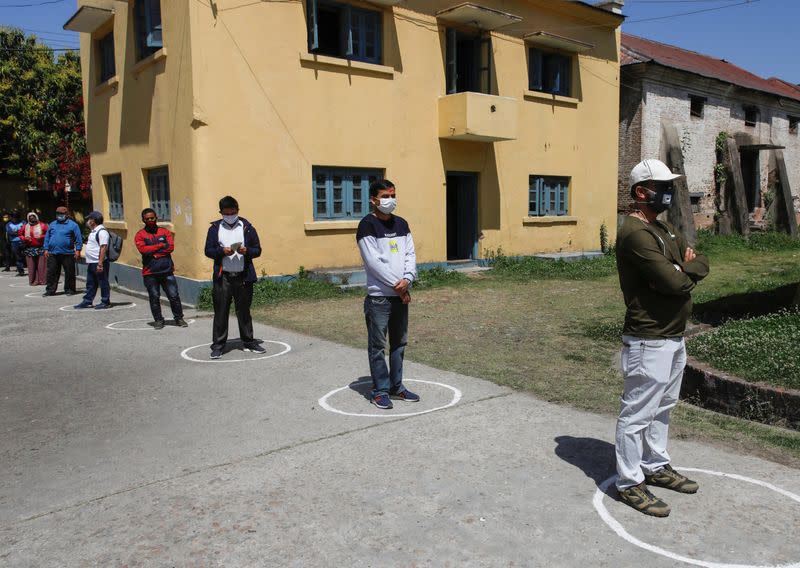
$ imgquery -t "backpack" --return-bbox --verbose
[97,228,123,262]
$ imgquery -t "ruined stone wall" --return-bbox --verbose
[635,78,800,228]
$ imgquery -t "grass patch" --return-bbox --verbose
[414,266,470,289]
[197,272,357,310]
[489,249,617,280]
[688,309,800,390]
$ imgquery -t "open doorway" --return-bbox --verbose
[739,149,760,212]
[446,173,478,261]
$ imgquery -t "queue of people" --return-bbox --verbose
[10,159,706,519]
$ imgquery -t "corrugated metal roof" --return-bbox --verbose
[621,33,800,103]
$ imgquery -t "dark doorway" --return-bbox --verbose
[446,173,478,261]
[739,149,760,211]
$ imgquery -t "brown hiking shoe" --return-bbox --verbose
[645,464,699,494]
[617,482,671,517]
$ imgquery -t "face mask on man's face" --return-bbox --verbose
[643,185,674,213]
[375,197,397,215]
[145,220,158,230]
[56,214,67,222]
[222,214,239,225]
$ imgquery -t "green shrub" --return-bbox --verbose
[687,309,800,390]
[695,229,800,256]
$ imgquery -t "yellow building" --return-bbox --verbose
[66,0,623,301]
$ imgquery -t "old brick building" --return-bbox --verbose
[619,33,800,231]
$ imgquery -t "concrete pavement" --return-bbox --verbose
[1,275,798,567]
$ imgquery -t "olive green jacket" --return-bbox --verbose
[616,216,710,338]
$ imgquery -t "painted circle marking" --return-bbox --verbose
[593,468,800,568]
[106,318,196,331]
[26,291,80,298]
[180,341,292,363]
[59,303,137,312]
[318,379,462,418]
[8,283,34,288]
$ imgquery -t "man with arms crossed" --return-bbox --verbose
[615,159,709,517]
[357,180,419,410]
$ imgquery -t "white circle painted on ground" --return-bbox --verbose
[180,341,292,363]
[318,379,463,418]
[8,283,34,288]
[59,303,137,312]
[26,291,82,298]
[593,468,800,568]
[106,318,197,331]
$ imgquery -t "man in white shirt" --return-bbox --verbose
[75,211,111,309]
[204,196,265,360]
[356,180,419,410]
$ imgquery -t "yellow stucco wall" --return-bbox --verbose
[80,0,621,280]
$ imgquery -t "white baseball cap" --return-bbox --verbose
[630,159,682,188]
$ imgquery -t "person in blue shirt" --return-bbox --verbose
[1,212,12,271]
[5,211,26,276]
[42,206,83,296]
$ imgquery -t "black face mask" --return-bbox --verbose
[644,184,674,213]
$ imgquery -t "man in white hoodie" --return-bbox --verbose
[356,180,419,410]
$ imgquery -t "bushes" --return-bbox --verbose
[695,229,800,256]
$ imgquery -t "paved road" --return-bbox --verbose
[1,275,798,567]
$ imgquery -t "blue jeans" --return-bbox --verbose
[83,261,110,305]
[364,295,408,397]
[11,242,25,273]
[143,274,184,321]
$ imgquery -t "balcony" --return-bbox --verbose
[438,92,518,142]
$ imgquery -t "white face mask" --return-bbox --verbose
[222,214,239,225]
[376,197,397,215]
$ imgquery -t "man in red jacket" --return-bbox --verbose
[134,208,188,330]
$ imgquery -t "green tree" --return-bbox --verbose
[0,28,89,195]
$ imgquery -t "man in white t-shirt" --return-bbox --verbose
[74,211,111,309]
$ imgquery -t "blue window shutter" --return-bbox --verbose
[528,177,537,216]
[529,48,543,91]
[145,0,163,48]
[559,181,569,215]
[558,56,571,96]
[308,0,319,51]
[446,28,457,95]
[344,4,354,58]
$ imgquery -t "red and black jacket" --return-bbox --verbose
[135,226,175,276]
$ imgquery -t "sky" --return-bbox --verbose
[0,0,796,83]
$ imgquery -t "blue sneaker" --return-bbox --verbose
[94,303,112,310]
[371,394,393,410]
[390,389,420,402]
[73,301,93,309]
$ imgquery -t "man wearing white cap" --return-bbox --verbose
[614,159,710,517]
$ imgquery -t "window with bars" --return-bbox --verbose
[529,176,570,217]
[97,31,116,83]
[313,167,382,220]
[147,167,171,221]
[105,174,124,220]
[135,0,163,61]
[307,0,381,64]
[528,48,572,97]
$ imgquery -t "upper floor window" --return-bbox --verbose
[307,0,382,65]
[744,105,759,127]
[313,167,382,220]
[529,48,571,97]
[135,0,163,61]
[445,29,492,95]
[529,175,569,217]
[105,174,124,221]
[147,166,171,221]
[689,95,705,119]
[97,31,115,83]
[789,115,799,135]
